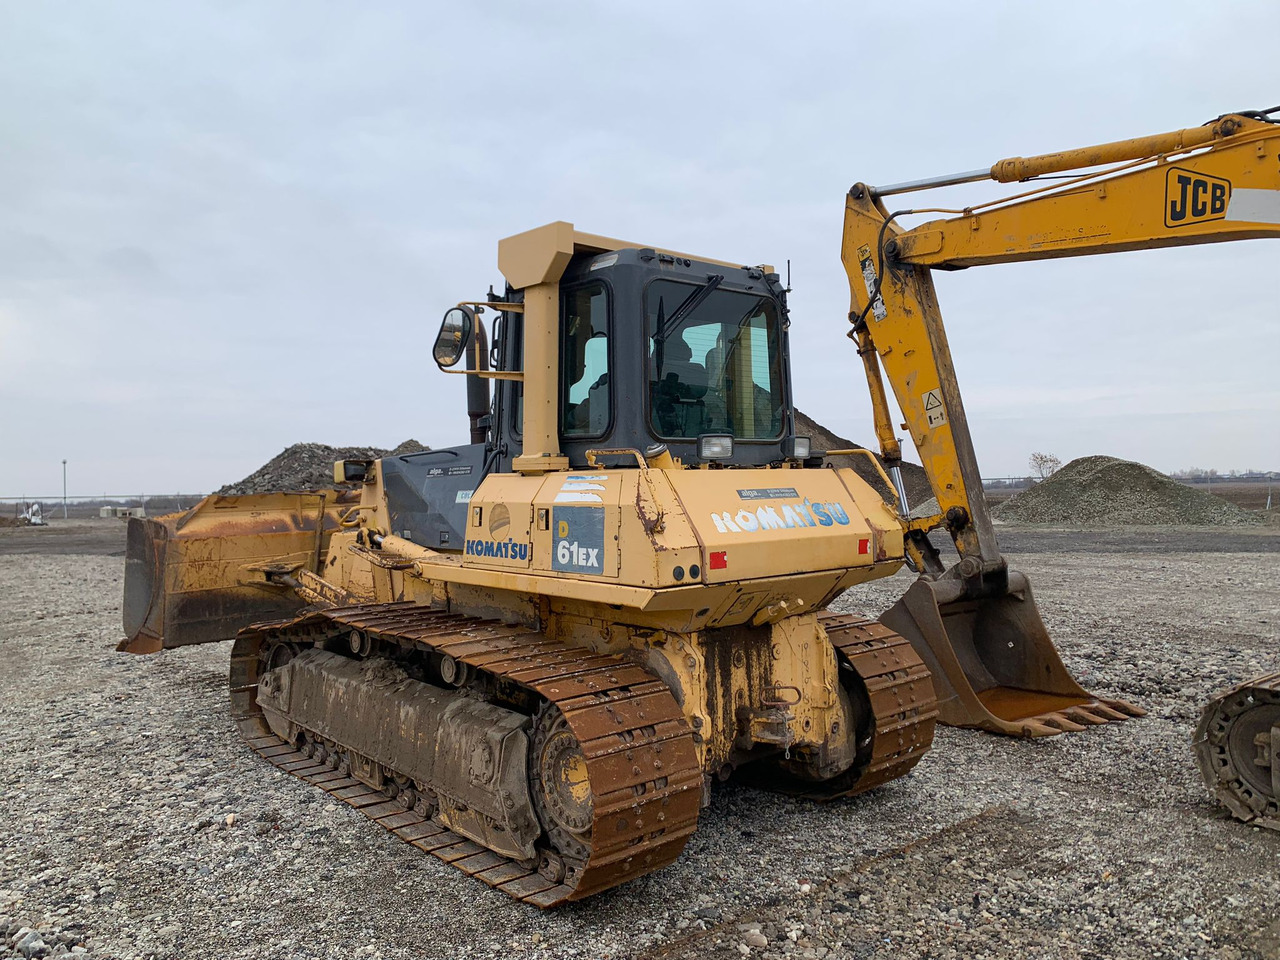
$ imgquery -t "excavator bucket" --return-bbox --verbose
[120,490,354,654]
[880,570,1144,737]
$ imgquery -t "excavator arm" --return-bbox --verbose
[845,109,1280,735]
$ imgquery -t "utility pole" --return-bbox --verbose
[62,459,68,519]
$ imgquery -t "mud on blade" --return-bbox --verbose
[120,491,353,654]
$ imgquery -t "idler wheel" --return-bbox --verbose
[263,640,299,674]
[530,706,592,859]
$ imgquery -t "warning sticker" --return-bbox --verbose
[857,243,887,322]
[922,389,947,429]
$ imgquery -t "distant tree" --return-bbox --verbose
[1029,452,1062,480]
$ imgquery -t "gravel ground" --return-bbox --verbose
[2,521,1278,960]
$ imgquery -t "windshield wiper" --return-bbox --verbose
[654,275,724,342]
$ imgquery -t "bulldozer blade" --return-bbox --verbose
[879,571,1144,737]
[120,490,355,654]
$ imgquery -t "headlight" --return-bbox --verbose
[698,435,734,460]
[786,436,811,460]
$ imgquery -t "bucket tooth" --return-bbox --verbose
[879,570,1142,737]
[1101,698,1146,718]
[1039,713,1088,733]
[1085,703,1130,722]
[1019,719,1064,738]
[1063,707,1109,726]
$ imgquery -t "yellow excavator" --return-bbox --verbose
[121,107,1280,904]
[838,106,1280,832]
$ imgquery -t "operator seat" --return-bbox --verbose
[650,335,708,437]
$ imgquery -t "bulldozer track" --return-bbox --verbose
[781,613,939,801]
[1194,672,1280,831]
[228,602,703,907]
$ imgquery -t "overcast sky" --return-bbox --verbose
[2,1,1277,498]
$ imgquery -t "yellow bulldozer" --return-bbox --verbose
[122,108,1280,904]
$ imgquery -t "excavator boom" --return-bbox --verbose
[845,108,1280,735]
[876,110,1280,267]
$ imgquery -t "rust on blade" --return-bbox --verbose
[119,490,357,653]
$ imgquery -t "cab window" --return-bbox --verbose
[561,282,611,438]
[646,279,784,440]
[507,312,523,438]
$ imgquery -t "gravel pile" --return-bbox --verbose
[794,410,930,506]
[215,441,428,496]
[2,524,1277,959]
[993,455,1261,526]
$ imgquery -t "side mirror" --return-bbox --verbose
[434,306,475,369]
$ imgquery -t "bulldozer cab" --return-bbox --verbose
[478,246,806,473]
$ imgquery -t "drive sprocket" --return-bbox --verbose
[1194,673,1280,830]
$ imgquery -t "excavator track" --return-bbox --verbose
[228,602,703,906]
[769,613,938,801]
[1194,672,1280,831]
